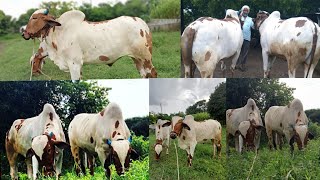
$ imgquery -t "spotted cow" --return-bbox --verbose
[170,115,222,166]
[181,9,243,78]
[265,99,314,152]
[23,9,156,80]
[255,11,320,78]
[154,119,171,160]
[5,104,68,180]
[68,103,138,178]
[226,98,263,153]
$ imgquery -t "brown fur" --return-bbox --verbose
[181,27,196,77]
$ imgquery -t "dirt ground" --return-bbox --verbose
[181,47,320,78]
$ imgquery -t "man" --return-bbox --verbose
[236,5,254,72]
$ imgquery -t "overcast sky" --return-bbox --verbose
[0,0,127,18]
[95,79,148,119]
[149,79,226,114]
[279,78,320,110]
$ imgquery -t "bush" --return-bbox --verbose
[131,135,149,158]
[308,122,320,139]
[192,112,211,121]
[150,0,180,19]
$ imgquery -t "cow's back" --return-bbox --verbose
[265,106,286,133]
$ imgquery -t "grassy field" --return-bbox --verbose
[227,135,320,179]
[0,31,180,80]
[149,128,227,180]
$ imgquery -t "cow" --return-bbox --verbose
[20,25,27,33]
[265,99,314,152]
[68,102,138,178]
[181,9,243,78]
[254,11,320,78]
[226,98,263,153]
[23,9,157,80]
[30,42,48,75]
[154,119,171,160]
[170,115,222,166]
[5,104,68,180]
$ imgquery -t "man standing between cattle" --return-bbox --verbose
[236,5,254,72]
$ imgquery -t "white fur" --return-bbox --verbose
[111,140,130,173]
[155,144,162,155]
[155,119,170,156]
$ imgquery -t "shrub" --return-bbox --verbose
[192,112,211,121]
[150,0,180,19]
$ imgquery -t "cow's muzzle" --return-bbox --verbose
[22,31,31,40]
[170,132,177,139]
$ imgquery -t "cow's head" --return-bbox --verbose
[154,120,171,159]
[154,139,163,160]
[237,114,264,151]
[290,124,314,150]
[22,9,61,40]
[170,120,191,139]
[106,136,139,176]
[254,10,269,30]
[26,134,69,177]
[30,53,47,75]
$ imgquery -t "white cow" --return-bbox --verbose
[226,98,263,153]
[5,104,68,180]
[181,9,243,78]
[68,103,138,177]
[23,9,157,80]
[154,119,171,160]
[170,115,222,166]
[265,99,314,152]
[255,11,320,78]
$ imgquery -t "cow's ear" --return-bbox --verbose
[182,123,191,130]
[162,121,171,127]
[308,132,315,140]
[45,16,61,27]
[289,135,296,145]
[104,152,113,168]
[54,141,70,149]
[26,148,35,158]
[130,148,140,160]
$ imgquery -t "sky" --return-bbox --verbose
[0,0,127,19]
[149,78,226,114]
[279,78,320,110]
[95,79,148,119]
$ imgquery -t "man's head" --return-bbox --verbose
[241,5,250,17]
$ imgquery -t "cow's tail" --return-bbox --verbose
[181,25,197,78]
[306,21,318,78]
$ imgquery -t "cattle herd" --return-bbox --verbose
[154,98,314,166]
[5,103,138,179]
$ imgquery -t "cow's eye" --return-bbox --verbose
[33,17,37,20]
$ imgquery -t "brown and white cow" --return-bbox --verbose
[265,99,314,152]
[181,9,243,78]
[68,102,138,178]
[23,9,157,80]
[226,98,263,153]
[154,119,171,160]
[170,115,222,166]
[5,103,68,180]
[255,11,320,78]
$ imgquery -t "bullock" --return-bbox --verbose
[68,102,138,177]
[5,104,68,179]
[170,115,222,166]
[23,9,157,80]
[181,9,243,78]
[154,119,171,160]
[265,99,314,152]
[254,11,320,78]
[226,98,263,153]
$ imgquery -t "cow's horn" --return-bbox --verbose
[44,9,49,15]
[128,136,132,143]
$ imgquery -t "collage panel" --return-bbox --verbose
[0,80,149,179]
[226,78,320,179]
[0,0,180,81]
[149,78,226,180]
[181,0,320,78]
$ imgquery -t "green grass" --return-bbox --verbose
[149,128,227,180]
[227,137,320,179]
[0,31,180,80]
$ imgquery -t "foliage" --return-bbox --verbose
[191,112,211,121]
[0,10,13,34]
[126,116,149,138]
[226,79,294,116]
[305,109,320,124]
[207,82,226,124]
[131,135,149,159]
[150,0,180,19]
[40,1,77,17]
[186,99,207,115]
[308,122,320,139]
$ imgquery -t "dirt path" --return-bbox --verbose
[181,47,320,78]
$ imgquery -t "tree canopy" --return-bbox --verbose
[207,82,226,124]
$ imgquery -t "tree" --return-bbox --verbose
[186,99,207,115]
[226,79,294,116]
[207,82,226,124]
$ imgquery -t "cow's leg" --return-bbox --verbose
[226,133,231,155]
[230,51,241,77]
[131,58,147,78]
[266,126,273,150]
[262,50,270,78]
[235,134,240,153]
[87,154,94,176]
[32,156,39,180]
[55,148,64,178]
[304,63,315,78]
[238,135,243,153]
[279,133,284,150]
[70,145,82,175]
[189,143,196,166]
[254,129,261,151]
[96,149,109,178]
[165,138,169,154]
[220,61,226,77]
[68,61,82,80]
[6,143,18,179]
[212,139,216,158]
[26,157,33,179]
[287,60,296,78]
